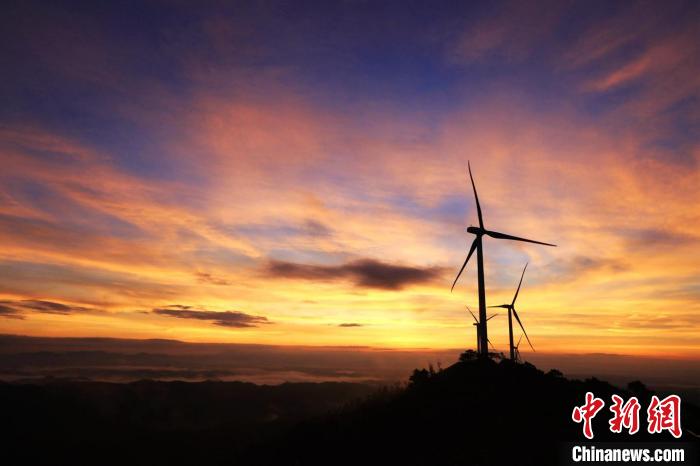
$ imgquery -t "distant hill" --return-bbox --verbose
[2,357,697,465]
[2,379,375,465]
[3,335,698,404]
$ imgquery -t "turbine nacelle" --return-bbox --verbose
[466,226,483,235]
[489,304,512,310]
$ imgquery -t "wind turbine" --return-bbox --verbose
[513,335,523,363]
[489,263,535,361]
[451,161,555,358]
[467,306,497,354]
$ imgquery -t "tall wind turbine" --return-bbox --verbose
[451,162,556,358]
[489,263,535,360]
[467,306,497,354]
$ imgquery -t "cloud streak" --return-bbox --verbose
[152,305,271,328]
[0,300,96,319]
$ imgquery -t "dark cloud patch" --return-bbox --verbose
[338,323,363,327]
[17,299,92,314]
[153,305,271,328]
[195,271,231,286]
[348,260,445,290]
[266,259,445,290]
[0,299,94,319]
[0,304,24,319]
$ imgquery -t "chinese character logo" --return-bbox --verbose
[609,394,641,434]
[572,392,682,439]
[647,395,682,438]
[572,392,605,439]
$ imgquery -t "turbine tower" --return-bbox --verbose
[489,263,535,360]
[451,162,556,358]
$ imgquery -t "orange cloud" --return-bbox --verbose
[1,30,698,358]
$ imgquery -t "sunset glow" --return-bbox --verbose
[1,1,699,359]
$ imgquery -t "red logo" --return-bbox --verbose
[647,395,682,438]
[572,392,682,439]
[609,395,640,434]
[572,392,605,439]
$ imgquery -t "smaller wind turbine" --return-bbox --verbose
[513,335,523,363]
[488,263,534,361]
[467,306,497,353]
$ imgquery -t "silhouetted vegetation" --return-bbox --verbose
[241,358,699,465]
[2,360,697,465]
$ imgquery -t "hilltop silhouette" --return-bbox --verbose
[241,356,699,466]
[3,355,697,465]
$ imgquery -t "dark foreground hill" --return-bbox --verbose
[240,357,699,465]
[3,358,698,465]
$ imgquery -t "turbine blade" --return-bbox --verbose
[485,230,556,247]
[486,313,498,321]
[516,334,523,348]
[488,305,509,308]
[451,239,477,292]
[488,338,495,350]
[511,263,528,306]
[468,161,484,229]
[512,308,535,352]
[467,306,479,324]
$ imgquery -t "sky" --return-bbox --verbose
[0,0,699,359]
